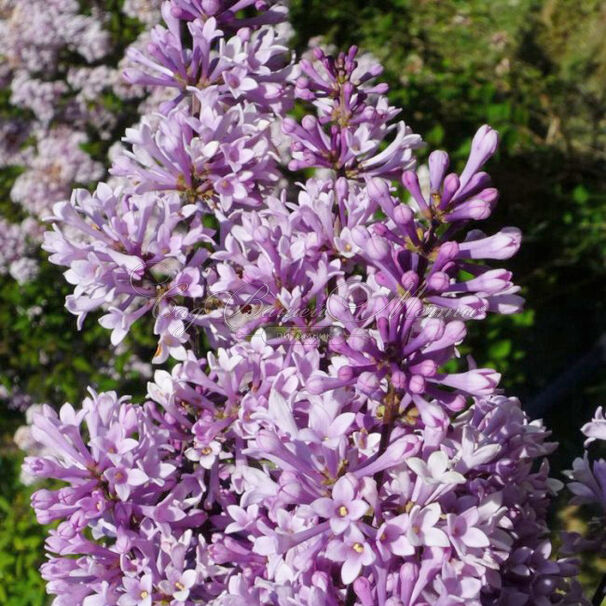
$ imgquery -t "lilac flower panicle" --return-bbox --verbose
[562,405,606,562]
[25,0,590,604]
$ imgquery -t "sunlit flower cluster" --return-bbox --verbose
[23,1,593,604]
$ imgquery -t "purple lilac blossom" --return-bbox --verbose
[29,0,589,604]
[0,0,161,233]
[124,2,293,113]
[0,217,28,274]
[284,45,422,179]
[562,405,606,559]
[123,0,163,25]
[27,375,584,603]
[45,0,295,354]
[11,128,104,219]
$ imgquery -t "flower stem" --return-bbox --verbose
[593,574,606,606]
[373,382,398,489]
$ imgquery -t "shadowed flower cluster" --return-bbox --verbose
[0,0,165,281]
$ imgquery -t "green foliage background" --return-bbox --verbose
[1,0,605,601]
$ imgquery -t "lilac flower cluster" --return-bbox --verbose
[29,1,590,604]
[1,0,117,135]
[11,128,104,218]
[0,217,27,275]
[123,0,164,25]
[562,408,606,557]
[0,0,109,76]
[124,1,292,113]
[285,46,421,178]
[44,0,294,357]
[0,0,162,281]
[0,217,40,283]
